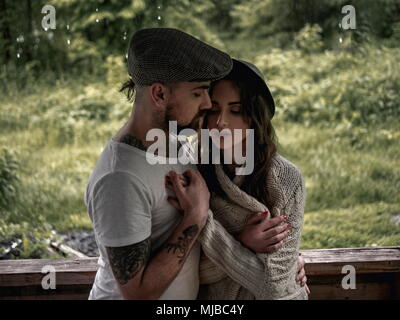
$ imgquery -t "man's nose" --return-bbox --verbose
[199,92,212,110]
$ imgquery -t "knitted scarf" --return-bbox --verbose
[198,157,308,300]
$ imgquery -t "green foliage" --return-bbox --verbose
[1,68,399,255]
[1,0,399,257]
[294,24,324,53]
[255,44,400,126]
[0,0,228,88]
[0,218,63,259]
[277,120,400,212]
[0,148,20,211]
[275,120,400,249]
[301,203,400,249]
[230,0,400,46]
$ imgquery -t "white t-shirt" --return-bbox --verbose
[84,139,200,300]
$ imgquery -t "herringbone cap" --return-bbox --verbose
[127,28,233,85]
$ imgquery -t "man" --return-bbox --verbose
[84,28,307,300]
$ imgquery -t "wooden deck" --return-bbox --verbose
[0,246,399,300]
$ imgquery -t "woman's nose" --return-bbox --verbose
[217,113,228,129]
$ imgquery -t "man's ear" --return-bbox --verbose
[149,82,171,108]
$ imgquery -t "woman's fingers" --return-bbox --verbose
[259,215,288,232]
[305,284,311,295]
[264,228,290,246]
[265,240,284,253]
[246,211,269,225]
[263,223,289,241]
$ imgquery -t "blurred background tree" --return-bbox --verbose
[1,0,399,83]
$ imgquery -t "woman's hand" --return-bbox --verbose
[165,170,210,225]
[238,212,310,294]
[236,211,291,254]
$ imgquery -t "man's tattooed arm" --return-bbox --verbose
[163,224,199,263]
[105,224,201,299]
[106,237,151,285]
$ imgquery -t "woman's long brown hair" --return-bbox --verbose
[197,73,278,209]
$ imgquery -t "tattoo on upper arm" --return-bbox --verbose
[164,225,199,264]
[106,238,151,285]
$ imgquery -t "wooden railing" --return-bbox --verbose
[0,246,399,300]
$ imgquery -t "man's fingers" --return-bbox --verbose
[166,174,189,187]
[169,171,185,195]
[301,275,307,287]
[183,169,204,186]
[296,266,306,282]
[183,169,197,181]
[297,254,305,272]
[179,175,189,187]
[165,181,174,191]
[305,284,311,295]
[167,197,182,211]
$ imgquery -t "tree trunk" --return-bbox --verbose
[25,0,32,61]
[0,0,12,62]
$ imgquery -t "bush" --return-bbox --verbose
[0,148,20,211]
[294,24,324,53]
[0,219,63,260]
[255,44,400,127]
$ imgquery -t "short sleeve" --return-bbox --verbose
[91,171,152,247]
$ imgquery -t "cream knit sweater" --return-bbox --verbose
[197,154,308,300]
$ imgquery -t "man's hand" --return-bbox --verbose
[297,253,311,294]
[165,170,210,226]
[236,211,290,253]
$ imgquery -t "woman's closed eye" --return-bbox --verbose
[207,109,241,115]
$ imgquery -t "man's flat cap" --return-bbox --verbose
[127,28,233,85]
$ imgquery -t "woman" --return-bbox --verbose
[166,59,309,300]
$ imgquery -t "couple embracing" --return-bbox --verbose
[85,28,310,300]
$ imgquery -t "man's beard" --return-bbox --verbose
[157,102,205,132]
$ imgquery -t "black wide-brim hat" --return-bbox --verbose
[230,59,275,119]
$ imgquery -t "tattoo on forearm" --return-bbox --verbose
[119,134,147,152]
[164,225,199,264]
[106,238,151,285]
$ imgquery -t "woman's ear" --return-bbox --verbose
[149,82,171,108]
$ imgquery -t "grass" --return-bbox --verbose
[0,45,399,258]
[274,119,400,249]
